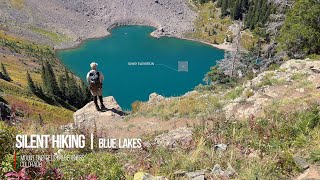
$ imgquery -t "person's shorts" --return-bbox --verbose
[90,88,102,96]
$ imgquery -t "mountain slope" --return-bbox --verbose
[0,30,75,124]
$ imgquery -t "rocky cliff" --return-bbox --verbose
[1,0,196,49]
[73,96,124,132]
[224,59,320,119]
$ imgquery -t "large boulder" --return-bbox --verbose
[154,127,193,148]
[185,170,207,180]
[73,96,124,132]
[224,59,320,120]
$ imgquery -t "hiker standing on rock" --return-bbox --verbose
[87,62,106,110]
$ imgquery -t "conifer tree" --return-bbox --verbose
[68,75,79,103]
[44,61,59,96]
[36,84,43,96]
[252,0,262,28]
[259,0,268,23]
[1,63,8,77]
[41,64,48,93]
[231,0,242,20]
[64,69,71,98]
[245,6,253,28]
[240,0,248,13]
[58,75,66,98]
[27,71,36,93]
[221,0,228,17]
[80,80,91,104]
[1,63,11,81]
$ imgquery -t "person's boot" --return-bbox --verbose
[93,96,100,111]
[99,96,106,109]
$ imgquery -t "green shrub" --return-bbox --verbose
[131,101,142,113]
[291,72,308,81]
[258,73,285,87]
[244,89,254,98]
[309,150,320,163]
[53,152,124,179]
[268,63,280,71]
[1,153,23,178]
[0,122,18,163]
[0,122,19,178]
[225,87,244,100]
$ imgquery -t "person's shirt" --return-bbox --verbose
[86,70,104,84]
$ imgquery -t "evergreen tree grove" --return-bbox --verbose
[39,61,90,108]
[216,0,273,29]
[278,0,320,57]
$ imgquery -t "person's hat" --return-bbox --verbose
[90,62,98,68]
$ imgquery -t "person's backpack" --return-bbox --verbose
[89,71,101,90]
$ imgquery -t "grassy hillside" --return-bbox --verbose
[125,59,320,179]
[0,31,74,125]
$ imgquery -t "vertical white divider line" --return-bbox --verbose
[90,133,93,149]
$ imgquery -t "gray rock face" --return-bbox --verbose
[1,0,197,49]
[294,156,309,170]
[224,60,320,119]
[73,96,124,132]
[211,164,237,178]
[211,164,224,175]
[154,127,193,148]
[185,170,208,180]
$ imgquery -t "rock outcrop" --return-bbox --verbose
[154,127,193,148]
[224,59,320,119]
[148,92,166,105]
[73,96,124,132]
[70,95,201,137]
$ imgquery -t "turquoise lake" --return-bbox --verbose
[57,26,224,110]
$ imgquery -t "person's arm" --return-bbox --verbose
[86,72,90,84]
[100,72,104,82]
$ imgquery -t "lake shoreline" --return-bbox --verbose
[55,23,235,53]
[58,26,225,109]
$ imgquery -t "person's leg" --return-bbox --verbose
[99,96,106,109]
[93,96,99,110]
